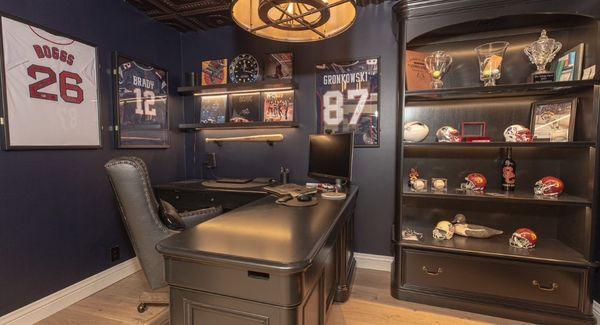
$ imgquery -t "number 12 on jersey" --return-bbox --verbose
[322,88,369,126]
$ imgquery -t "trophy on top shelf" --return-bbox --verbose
[475,41,509,86]
[424,51,452,89]
[524,30,562,83]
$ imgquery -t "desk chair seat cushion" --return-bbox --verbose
[159,200,222,230]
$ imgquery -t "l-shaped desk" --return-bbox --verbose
[155,181,358,325]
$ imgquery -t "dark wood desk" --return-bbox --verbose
[155,181,357,325]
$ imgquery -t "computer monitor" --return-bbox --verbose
[308,133,354,183]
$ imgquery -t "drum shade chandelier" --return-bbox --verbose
[230,0,357,42]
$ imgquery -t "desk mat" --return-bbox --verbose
[201,180,269,189]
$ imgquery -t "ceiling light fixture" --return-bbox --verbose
[230,0,357,42]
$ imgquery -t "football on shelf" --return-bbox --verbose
[404,121,429,142]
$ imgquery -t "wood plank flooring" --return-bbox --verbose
[38,268,526,325]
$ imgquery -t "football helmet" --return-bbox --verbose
[404,121,429,142]
[534,176,564,196]
[432,221,454,240]
[462,173,487,191]
[503,124,533,143]
[436,126,461,142]
[509,228,537,249]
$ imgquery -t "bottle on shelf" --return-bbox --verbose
[501,147,516,191]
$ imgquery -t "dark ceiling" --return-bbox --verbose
[125,0,386,32]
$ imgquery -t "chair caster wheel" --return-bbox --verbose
[137,303,147,313]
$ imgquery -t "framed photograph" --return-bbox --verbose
[263,90,294,122]
[115,53,169,148]
[0,15,101,149]
[264,52,293,80]
[553,43,584,82]
[316,57,380,147]
[200,95,227,124]
[201,59,227,86]
[229,93,260,123]
[530,98,577,142]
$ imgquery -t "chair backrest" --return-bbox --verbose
[105,156,172,289]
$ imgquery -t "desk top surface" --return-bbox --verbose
[156,186,358,273]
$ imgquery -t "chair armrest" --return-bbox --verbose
[180,206,222,229]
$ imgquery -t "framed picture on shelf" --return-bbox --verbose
[530,98,577,142]
[229,92,260,123]
[263,90,294,122]
[264,52,293,80]
[553,43,584,81]
[200,95,227,124]
[115,53,169,148]
[0,15,101,149]
[316,57,380,147]
[405,50,432,91]
[201,59,228,86]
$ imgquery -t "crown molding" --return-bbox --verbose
[393,0,547,19]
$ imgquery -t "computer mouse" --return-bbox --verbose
[297,194,312,202]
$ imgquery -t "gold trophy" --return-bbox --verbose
[524,30,562,83]
[424,51,452,89]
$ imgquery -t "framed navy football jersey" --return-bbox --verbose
[114,53,169,148]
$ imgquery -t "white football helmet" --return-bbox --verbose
[503,124,533,142]
[436,126,461,142]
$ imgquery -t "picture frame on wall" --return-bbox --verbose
[264,52,293,80]
[0,15,102,149]
[114,53,170,148]
[201,59,227,86]
[552,43,584,82]
[200,95,227,124]
[229,92,261,123]
[263,90,294,122]
[315,57,380,147]
[530,98,577,142]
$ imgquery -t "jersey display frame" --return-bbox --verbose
[315,57,380,147]
[114,52,169,148]
[0,14,102,149]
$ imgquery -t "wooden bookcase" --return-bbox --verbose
[393,2,600,324]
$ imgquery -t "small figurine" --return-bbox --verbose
[503,125,533,142]
[404,121,429,142]
[402,228,423,241]
[534,176,564,196]
[408,168,419,186]
[432,221,454,240]
[451,214,503,238]
[461,173,487,191]
[509,228,538,249]
[436,126,461,142]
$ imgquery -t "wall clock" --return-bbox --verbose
[229,54,260,83]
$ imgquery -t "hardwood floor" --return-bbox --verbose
[38,268,527,325]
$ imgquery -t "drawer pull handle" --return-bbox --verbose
[532,280,559,292]
[422,266,443,276]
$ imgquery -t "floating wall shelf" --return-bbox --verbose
[179,121,299,131]
[177,80,297,96]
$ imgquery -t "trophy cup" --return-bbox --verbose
[474,41,509,86]
[424,51,452,89]
[524,30,562,83]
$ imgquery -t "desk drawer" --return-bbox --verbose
[402,249,585,310]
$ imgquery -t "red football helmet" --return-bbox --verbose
[463,173,487,191]
[509,228,538,249]
[534,176,564,196]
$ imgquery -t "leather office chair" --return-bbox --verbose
[105,156,222,313]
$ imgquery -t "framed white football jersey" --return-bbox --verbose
[1,16,101,148]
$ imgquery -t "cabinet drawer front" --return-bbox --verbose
[402,249,585,309]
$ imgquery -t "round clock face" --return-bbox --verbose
[229,54,260,83]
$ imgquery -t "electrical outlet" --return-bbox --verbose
[110,246,120,262]
[206,153,217,169]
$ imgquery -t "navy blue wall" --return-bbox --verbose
[181,3,398,256]
[0,0,184,315]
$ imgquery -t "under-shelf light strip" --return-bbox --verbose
[193,86,294,96]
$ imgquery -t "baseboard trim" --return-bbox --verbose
[0,258,141,325]
[354,253,393,272]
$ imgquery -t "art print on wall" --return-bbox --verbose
[264,52,293,80]
[115,53,169,148]
[316,57,380,147]
[0,16,101,149]
[229,93,260,123]
[263,90,294,122]
[530,98,577,142]
[201,59,227,86]
[200,95,227,124]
